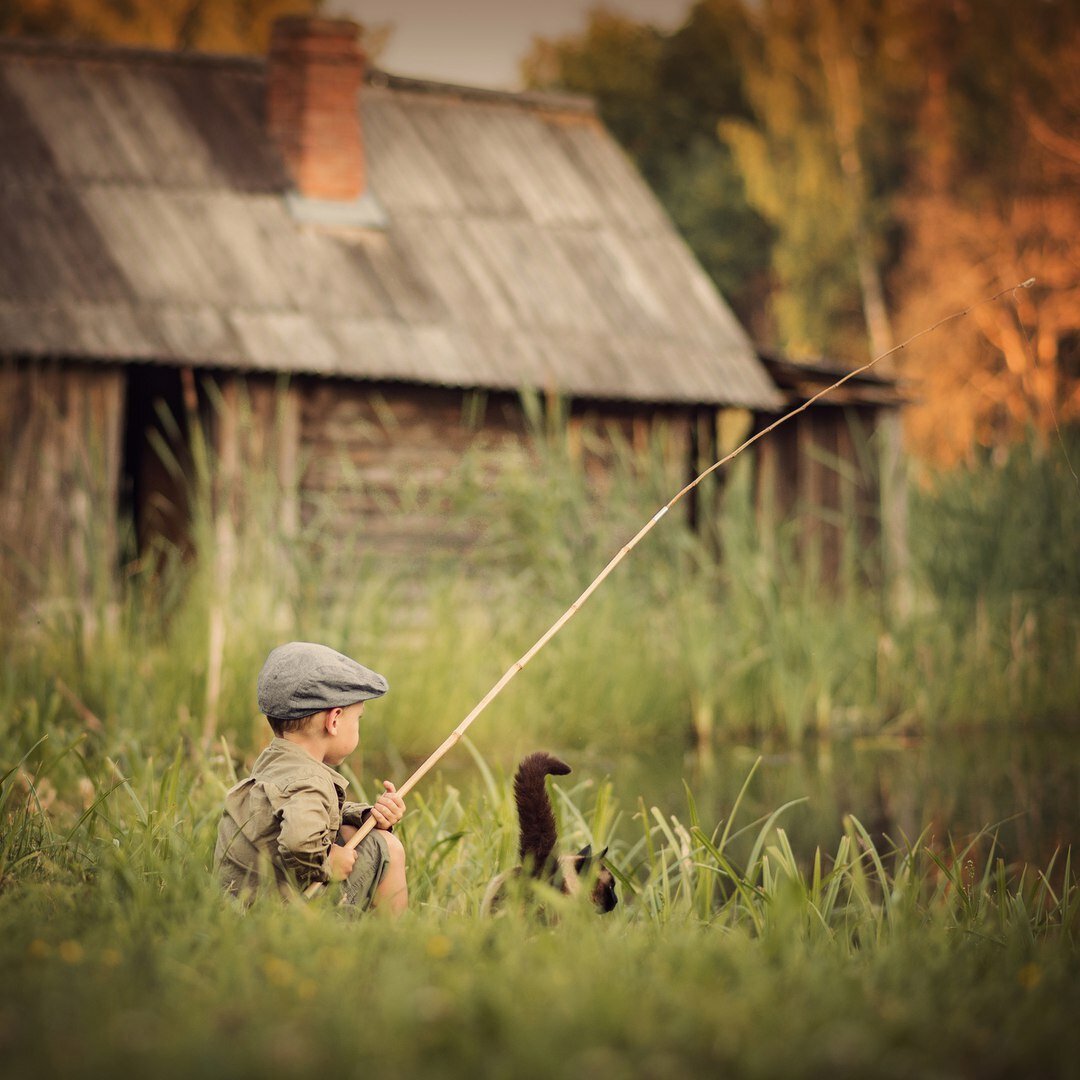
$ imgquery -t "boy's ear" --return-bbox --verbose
[324,707,342,734]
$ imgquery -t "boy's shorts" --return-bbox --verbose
[338,829,391,910]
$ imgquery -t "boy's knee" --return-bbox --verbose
[382,831,405,864]
[373,830,408,916]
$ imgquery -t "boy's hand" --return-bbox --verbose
[328,844,357,881]
[369,780,406,830]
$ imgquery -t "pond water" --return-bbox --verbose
[421,725,1079,873]
[601,727,1079,872]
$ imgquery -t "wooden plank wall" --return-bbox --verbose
[0,360,710,614]
[0,359,124,606]
[755,406,883,585]
[297,380,529,561]
[293,379,700,564]
[211,373,302,540]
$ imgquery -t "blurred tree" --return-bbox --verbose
[524,0,1079,463]
[655,137,774,340]
[521,8,665,160]
[656,0,774,334]
[891,0,1080,463]
[0,0,320,53]
[524,1,915,357]
[718,1,860,357]
[522,2,774,332]
[720,0,924,362]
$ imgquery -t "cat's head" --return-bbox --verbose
[571,844,618,913]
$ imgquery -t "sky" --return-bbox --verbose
[332,0,692,89]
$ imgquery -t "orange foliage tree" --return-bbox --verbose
[525,0,1080,464]
[893,21,1080,463]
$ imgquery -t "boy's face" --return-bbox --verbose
[325,700,365,765]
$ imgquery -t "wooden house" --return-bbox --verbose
[0,16,899,601]
[0,16,785,596]
[754,352,907,584]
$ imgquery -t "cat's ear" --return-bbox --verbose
[575,844,593,872]
[596,846,609,860]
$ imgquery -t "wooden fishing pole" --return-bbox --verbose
[306,278,1033,899]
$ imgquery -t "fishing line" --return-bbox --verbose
[306,277,1036,897]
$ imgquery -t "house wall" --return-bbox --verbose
[212,374,710,565]
[0,358,747,613]
[209,373,302,540]
[0,359,125,606]
[295,379,526,559]
[754,405,883,584]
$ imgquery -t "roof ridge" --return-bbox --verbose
[368,69,596,116]
[0,34,596,115]
[0,34,263,71]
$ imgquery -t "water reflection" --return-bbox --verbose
[391,726,1077,872]
[589,728,1079,871]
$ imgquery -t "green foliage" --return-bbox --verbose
[2,410,1078,771]
[656,137,775,311]
[521,9,666,159]
[898,433,1080,727]
[913,432,1080,606]
[718,2,859,354]
[2,402,1077,1074]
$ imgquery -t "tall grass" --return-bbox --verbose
[0,741,1076,1078]
[912,431,1080,606]
[1,412,1077,766]
[908,430,1080,728]
[3,411,1078,1075]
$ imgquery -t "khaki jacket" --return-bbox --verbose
[214,737,373,894]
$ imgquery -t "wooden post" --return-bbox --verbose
[278,383,301,542]
[879,409,912,617]
[203,376,238,751]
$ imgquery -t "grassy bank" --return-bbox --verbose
[1,741,1077,1079]
[3,410,1077,1075]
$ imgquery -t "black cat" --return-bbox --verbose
[482,751,618,914]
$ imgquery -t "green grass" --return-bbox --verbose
[2,415,1078,1075]
[3,420,1078,763]
[0,740,1076,1079]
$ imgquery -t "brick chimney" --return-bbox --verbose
[267,17,365,202]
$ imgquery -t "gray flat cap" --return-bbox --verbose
[258,642,388,720]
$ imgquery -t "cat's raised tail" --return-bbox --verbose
[513,751,571,876]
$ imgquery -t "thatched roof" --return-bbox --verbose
[0,36,781,410]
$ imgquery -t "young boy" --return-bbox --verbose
[214,641,408,914]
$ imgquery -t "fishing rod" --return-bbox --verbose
[305,278,1035,899]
